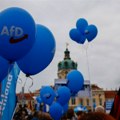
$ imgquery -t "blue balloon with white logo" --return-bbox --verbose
[84,24,98,42]
[49,102,63,120]
[56,86,71,106]
[76,18,88,34]
[0,56,13,82]
[40,86,56,105]
[66,70,84,94]
[69,28,86,44]
[17,24,56,75]
[0,7,36,61]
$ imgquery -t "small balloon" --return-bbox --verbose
[66,70,84,94]
[84,24,98,42]
[69,28,86,44]
[17,24,56,75]
[56,86,71,105]
[76,18,88,34]
[36,96,42,104]
[49,102,63,120]
[0,7,36,61]
[40,86,56,105]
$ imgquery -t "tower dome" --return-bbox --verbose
[57,47,77,79]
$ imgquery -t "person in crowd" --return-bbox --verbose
[37,111,52,120]
[95,105,105,113]
[13,104,29,120]
[80,112,116,120]
[76,111,85,120]
[66,108,77,120]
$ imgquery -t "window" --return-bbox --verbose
[99,98,102,105]
[64,61,68,67]
[71,97,76,105]
[80,99,83,106]
[93,98,96,103]
[86,99,89,106]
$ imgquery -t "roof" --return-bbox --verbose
[17,93,36,100]
[92,84,103,90]
[104,90,117,99]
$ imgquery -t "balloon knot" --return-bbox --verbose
[26,74,30,77]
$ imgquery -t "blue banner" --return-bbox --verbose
[0,63,20,120]
[105,100,114,110]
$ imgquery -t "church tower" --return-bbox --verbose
[57,45,77,79]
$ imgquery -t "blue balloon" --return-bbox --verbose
[56,86,71,105]
[17,24,56,75]
[84,24,98,42]
[66,70,84,94]
[69,28,86,44]
[36,96,42,103]
[40,86,56,105]
[0,7,36,61]
[49,102,63,120]
[76,18,88,34]
[0,56,13,82]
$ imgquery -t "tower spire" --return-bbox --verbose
[64,43,70,60]
[66,42,69,49]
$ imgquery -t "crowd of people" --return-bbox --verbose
[13,104,52,120]
[13,104,117,120]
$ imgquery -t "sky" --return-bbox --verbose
[0,0,120,93]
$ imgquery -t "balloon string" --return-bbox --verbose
[20,77,28,107]
[28,76,34,99]
[85,45,91,81]
[85,44,93,111]
[17,77,23,84]
[23,77,28,88]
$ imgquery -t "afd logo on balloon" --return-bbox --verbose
[0,26,28,43]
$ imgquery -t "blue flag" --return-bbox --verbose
[0,63,20,120]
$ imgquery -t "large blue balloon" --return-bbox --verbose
[40,86,56,105]
[17,24,56,75]
[66,70,84,94]
[49,102,63,120]
[56,86,71,105]
[69,28,86,44]
[76,18,88,34]
[84,24,98,42]
[0,7,36,61]
[0,56,13,82]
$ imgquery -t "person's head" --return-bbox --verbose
[76,111,85,120]
[37,111,52,120]
[66,108,75,119]
[19,104,22,109]
[80,112,116,120]
[95,106,105,113]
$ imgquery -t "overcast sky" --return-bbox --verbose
[1,0,120,93]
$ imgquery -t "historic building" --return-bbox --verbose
[17,46,117,112]
[54,47,116,111]
[54,47,94,109]
[92,84,105,109]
